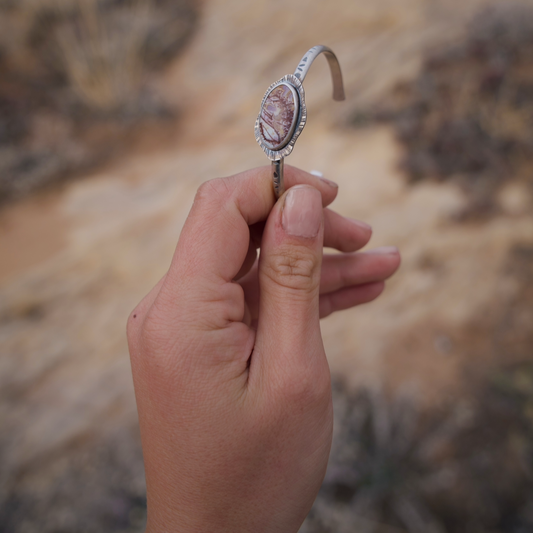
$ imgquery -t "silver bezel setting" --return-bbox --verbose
[255,74,307,162]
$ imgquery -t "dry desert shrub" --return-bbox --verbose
[0,0,198,202]
[359,2,533,218]
[0,0,197,113]
[0,425,147,533]
[302,374,533,533]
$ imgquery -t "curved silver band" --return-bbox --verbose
[293,45,345,101]
[270,45,345,198]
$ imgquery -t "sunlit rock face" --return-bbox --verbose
[259,83,297,150]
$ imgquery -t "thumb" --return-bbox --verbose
[253,185,327,385]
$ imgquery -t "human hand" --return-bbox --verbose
[127,166,400,533]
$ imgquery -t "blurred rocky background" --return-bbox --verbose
[0,0,197,203]
[1,0,533,532]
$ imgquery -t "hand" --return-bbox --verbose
[126,166,400,533]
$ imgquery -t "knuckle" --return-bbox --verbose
[138,305,169,349]
[195,177,233,205]
[277,365,331,409]
[264,247,320,293]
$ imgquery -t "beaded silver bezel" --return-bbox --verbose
[254,74,307,162]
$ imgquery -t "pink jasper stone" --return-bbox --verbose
[259,84,297,150]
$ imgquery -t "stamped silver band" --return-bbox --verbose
[255,45,345,198]
[294,45,345,101]
[272,159,284,198]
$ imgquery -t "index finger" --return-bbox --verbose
[166,165,338,288]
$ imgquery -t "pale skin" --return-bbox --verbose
[126,166,401,533]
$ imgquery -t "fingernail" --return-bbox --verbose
[282,186,322,238]
[365,246,399,255]
[349,218,372,232]
[310,170,338,188]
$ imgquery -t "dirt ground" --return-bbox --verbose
[1,0,532,531]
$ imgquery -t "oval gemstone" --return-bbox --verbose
[259,84,297,151]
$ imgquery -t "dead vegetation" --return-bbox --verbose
[302,363,533,533]
[359,2,533,218]
[0,425,147,533]
[0,0,199,203]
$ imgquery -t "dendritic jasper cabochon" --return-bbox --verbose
[258,83,299,151]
